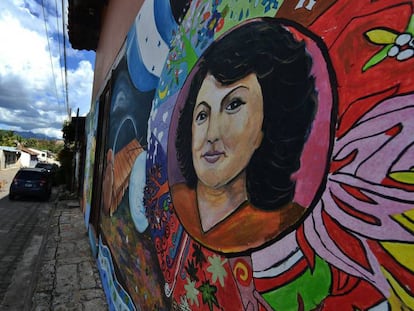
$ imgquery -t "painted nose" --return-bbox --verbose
[206,114,220,144]
[207,137,219,144]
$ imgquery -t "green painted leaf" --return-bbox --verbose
[406,15,414,34]
[363,45,392,71]
[198,281,219,311]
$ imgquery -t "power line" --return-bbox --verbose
[40,0,61,115]
[54,0,66,115]
[61,0,70,118]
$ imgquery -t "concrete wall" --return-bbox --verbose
[83,1,414,310]
[0,148,20,169]
[18,152,31,168]
[0,150,4,169]
[91,0,144,100]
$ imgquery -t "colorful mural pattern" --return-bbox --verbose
[83,0,414,310]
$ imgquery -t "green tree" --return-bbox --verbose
[0,130,22,146]
[56,120,76,189]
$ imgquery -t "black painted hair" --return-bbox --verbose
[176,18,317,210]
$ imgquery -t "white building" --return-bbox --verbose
[0,146,20,169]
[17,146,40,167]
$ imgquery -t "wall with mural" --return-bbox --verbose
[82,0,414,310]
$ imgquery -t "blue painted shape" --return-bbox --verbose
[126,24,159,92]
[97,237,137,311]
[87,226,98,258]
[154,0,178,45]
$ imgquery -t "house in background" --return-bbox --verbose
[17,146,41,167]
[23,147,60,166]
[38,150,47,162]
[0,146,20,169]
[0,145,61,170]
[0,146,48,169]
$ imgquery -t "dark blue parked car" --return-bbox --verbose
[9,168,52,201]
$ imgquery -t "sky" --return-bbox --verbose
[0,0,95,139]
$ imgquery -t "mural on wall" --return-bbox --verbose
[98,54,171,310]
[82,100,99,228]
[89,0,414,310]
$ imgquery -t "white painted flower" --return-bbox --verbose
[388,33,414,61]
[395,33,411,46]
[387,45,399,57]
[184,278,199,307]
[206,255,228,287]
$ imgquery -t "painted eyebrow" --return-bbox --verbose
[220,85,248,111]
[195,101,210,112]
[196,85,249,112]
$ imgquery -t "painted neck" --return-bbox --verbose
[196,171,248,232]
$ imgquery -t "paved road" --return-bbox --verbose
[0,167,54,309]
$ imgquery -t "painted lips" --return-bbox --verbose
[202,151,225,163]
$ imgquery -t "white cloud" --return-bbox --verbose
[68,60,94,116]
[0,0,95,138]
[0,12,54,91]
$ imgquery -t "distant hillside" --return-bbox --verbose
[15,131,58,141]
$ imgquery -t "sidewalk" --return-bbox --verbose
[30,198,108,310]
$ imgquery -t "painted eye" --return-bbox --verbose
[195,111,208,124]
[225,98,245,113]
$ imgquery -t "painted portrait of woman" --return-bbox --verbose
[168,18,334,253]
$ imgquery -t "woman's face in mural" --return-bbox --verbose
[191,73,264,189]
[173,19,323,251]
